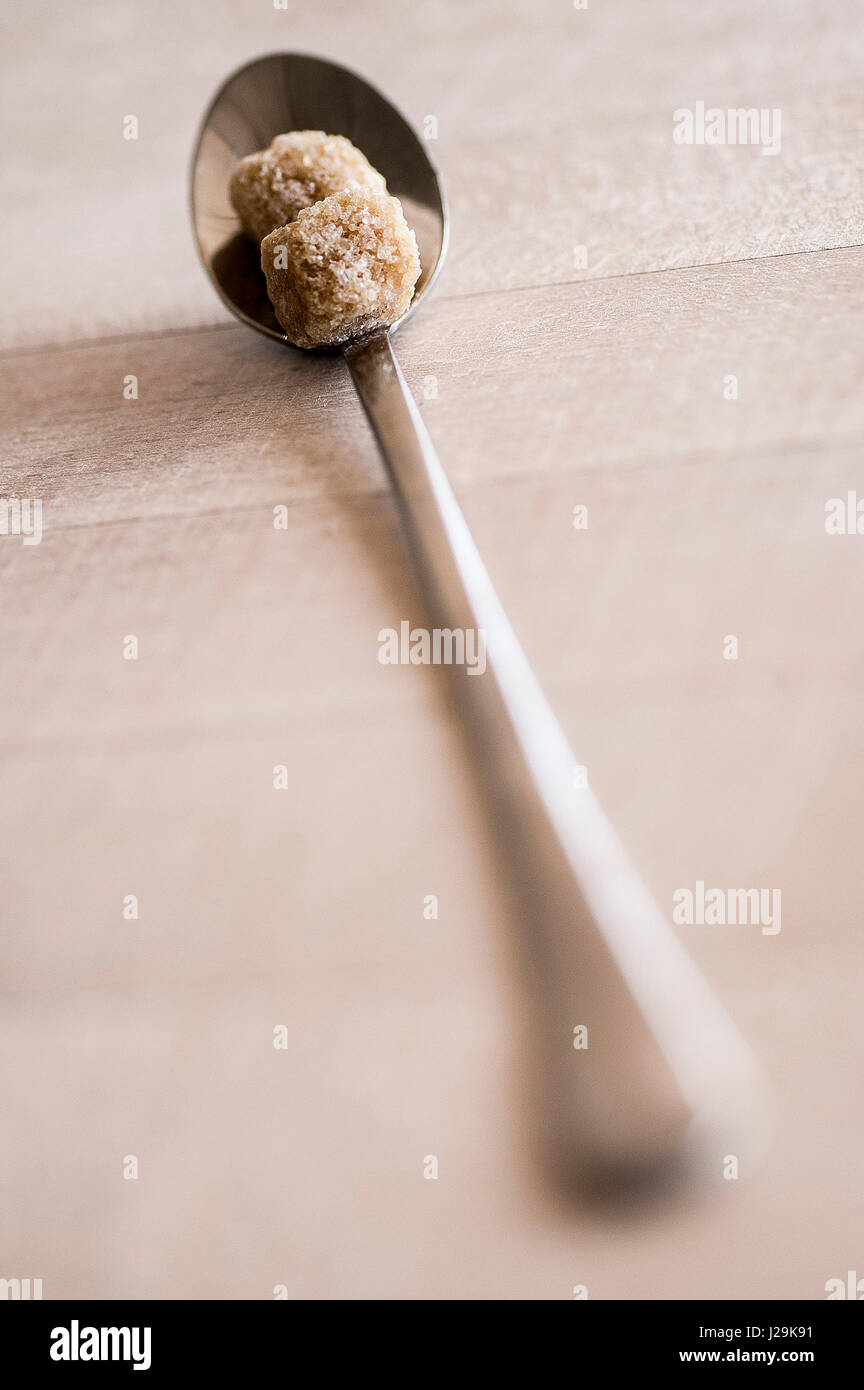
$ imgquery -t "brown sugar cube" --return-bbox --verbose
[229,131,386,244]
[260,187,422,348]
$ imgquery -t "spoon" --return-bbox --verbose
[191,53,762,1195]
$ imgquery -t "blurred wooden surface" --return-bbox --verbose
[1,0,863,1299]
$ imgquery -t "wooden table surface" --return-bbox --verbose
[2,0,862,1299]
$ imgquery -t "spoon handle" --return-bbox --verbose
[345,329,760,1191]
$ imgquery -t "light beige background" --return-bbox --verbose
[0,0,862,1299]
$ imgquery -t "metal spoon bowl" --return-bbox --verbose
[191,52,447,345]
[190,53,762,1197]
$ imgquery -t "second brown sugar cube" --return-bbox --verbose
[229,130,386,244]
